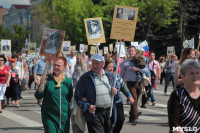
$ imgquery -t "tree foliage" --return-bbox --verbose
[0,25,28,53]
[12,25,28,53]
[30,0,200,57]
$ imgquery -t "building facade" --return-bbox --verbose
[0,6,8,25]
[3,4,30,29]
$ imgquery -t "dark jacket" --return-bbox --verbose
[75,70,118,123]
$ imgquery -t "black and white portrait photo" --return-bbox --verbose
[44,32,61,54]
[2,40,10,51]
[62,42,70,52]
[116,7,136,20]
[86,19,102,39]
[30,44,36,51]
[116,8,123,19]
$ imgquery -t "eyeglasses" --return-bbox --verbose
[0,60,4,62]
[53,64,64,67]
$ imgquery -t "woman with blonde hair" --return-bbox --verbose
[71,53,87,133]
[72,53,87,86]
[174,48,195,87]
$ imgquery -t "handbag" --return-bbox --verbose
[20,79,27,91]
[149,61,156,79]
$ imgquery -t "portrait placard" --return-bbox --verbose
[167,46,174,55]
[80,44,85,53]
[115,42,126,57]
[71,45,76,51]
[84,17,106,45]
[110,5,139,41]
[99,49,103,55]
[40,28,65,60]
[28,43,36,54]
[109,43,113,52]
[104,47,109,55]
[90,46,96,55]
[1,40,11,54]
[84,45,88,52]
[62,41,71,54]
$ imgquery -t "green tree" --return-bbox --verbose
[12,25,28,53]
[32,0,103,45]
[0,25,14,40]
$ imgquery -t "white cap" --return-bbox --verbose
[91,54,105,62]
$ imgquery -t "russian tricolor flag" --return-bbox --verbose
[139,40,149,58]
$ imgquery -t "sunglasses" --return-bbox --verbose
[0,60,4,62]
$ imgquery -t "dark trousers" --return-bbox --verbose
[127,81,142,120]
[160,72,166,84]
[28,77,34,89]
[164,73,175,93]
[113,102,124,133]
[87,108,112,133]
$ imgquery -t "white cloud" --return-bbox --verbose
[0,0,30,8]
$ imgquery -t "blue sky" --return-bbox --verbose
[0,0,30,8]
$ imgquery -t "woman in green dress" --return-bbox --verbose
[35,56,73,133]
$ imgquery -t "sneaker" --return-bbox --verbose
[141,104,147,108]
[137,112,142,117]
[2,104,7,109]
[11,100,15,104]
[152,102,156,106]
[146,101,150,104]
[0,110,2,113]
[132,119,138,126]
[16,105,20,108]
[129,118,134,123]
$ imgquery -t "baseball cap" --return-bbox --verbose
[10,59,16,62]
[91,54,105,62]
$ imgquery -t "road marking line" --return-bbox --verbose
[28,109,41,114]
[0,110,42,127]
[124,111,160,121]
[155,103,167,108]
[124,104,167,115]
[21,95,35,98]
[139,108,167,115]
[154,90,172,94]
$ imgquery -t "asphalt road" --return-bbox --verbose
[0,81,173,133]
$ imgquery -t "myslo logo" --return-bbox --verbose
[172,127,198,132]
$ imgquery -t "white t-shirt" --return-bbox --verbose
[68,56,76,74]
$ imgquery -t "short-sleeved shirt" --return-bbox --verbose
[0,65,10,84]
[94,70,111,107]
[147,60,160,75]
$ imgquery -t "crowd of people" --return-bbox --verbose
[0,46,199,133]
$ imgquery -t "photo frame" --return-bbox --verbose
[109,43,113,52]
[90,46,96,55]
[71,45,76,50]
[110,5,139,41]
[28,43,36,54]
[1,40,11,54]
[39,28,65,60]
[167,46,175,55]
[84,17,106,45]
[84,45,88,52]
[80,44,85,53]
[62,41,71,55]
[104,47,109,55]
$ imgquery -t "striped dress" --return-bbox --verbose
[169,88,200,133]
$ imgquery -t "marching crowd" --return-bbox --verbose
[0,46,200,133]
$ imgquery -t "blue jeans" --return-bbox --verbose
[164,73,175,93]
[147,78,156,103]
